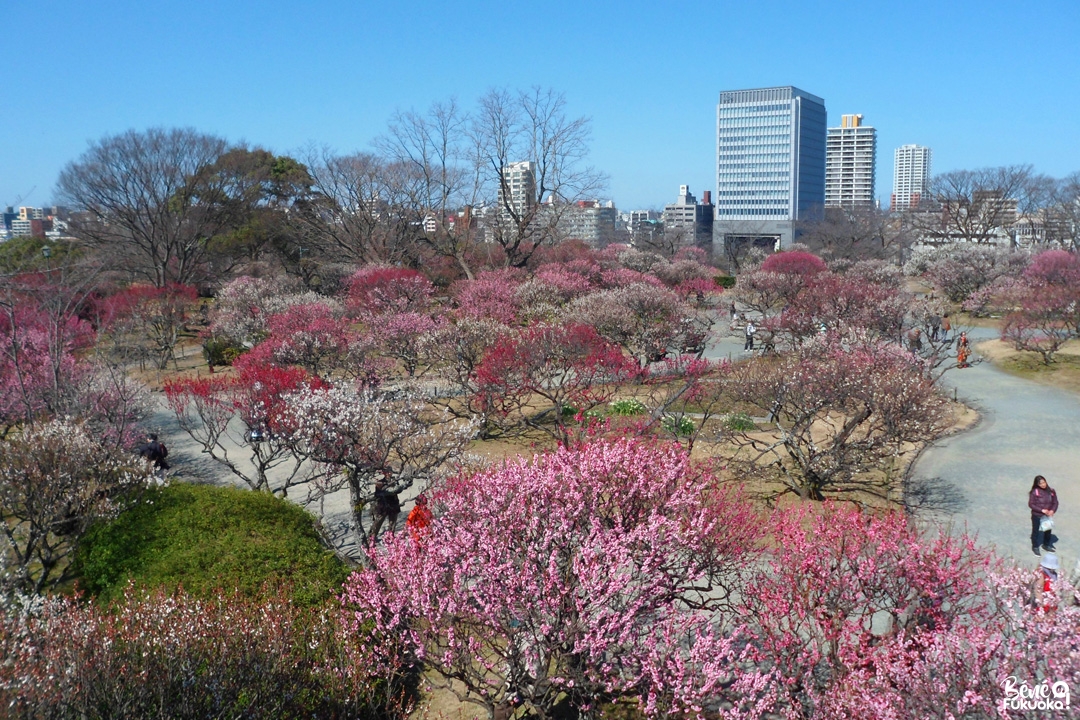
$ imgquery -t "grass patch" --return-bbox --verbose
[724,412,757,432]
[74,484,349,607]
[609,398,647,416]
[978,338,1080,395]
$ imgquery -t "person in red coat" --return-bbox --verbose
[407,494,434,544]
[1029,475,1059,555]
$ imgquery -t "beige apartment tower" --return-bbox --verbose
[825,114,877,208]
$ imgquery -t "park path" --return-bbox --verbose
[913,327,1080,573]
[145,394,370,562]
[707,325,1080,573]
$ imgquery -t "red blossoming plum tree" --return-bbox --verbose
[164,357,327,493]
[473,323,641,443]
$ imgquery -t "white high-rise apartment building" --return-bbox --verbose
[825,114,876,208]
[498,160,536,218]
[892,145,932,210]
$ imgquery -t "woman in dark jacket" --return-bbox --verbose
[1029,475,1059,555]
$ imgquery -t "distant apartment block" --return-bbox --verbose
[561,200,617,246]
[715,86,826,249]
[892,145,932,210]
[825,114,876,208]
[3,206,58,239]
[662,185,714,246]
[498,161,536,219]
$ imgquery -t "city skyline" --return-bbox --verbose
[2,1,1078,212]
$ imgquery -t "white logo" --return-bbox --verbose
[1001,676,1070,713]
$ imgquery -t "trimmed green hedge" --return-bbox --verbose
[714,275,736,289]
[74,484,349,607]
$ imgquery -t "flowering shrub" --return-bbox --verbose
[371,311,443,376]
[563,283,697,366]
[209,275,326,346]
[164,358,328,492]
[725,331,951,502]
[95,282,199,370]
[0,305,93,432]
[0,586,410,719]
[739,503,1009,719]
[345,265,435,316]
[279,384,475,543]
[451,268,525,325]
[473,323,641,443]
[0,419,153,594]
[342,438,762,720]
[244,301,374,378]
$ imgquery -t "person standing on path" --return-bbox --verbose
[1029,475,1059,555]
[744,320,756,351]
[1033,553,1060,613]
[406,493,433,544]
[369,480,401,543]
[956,331,971,368]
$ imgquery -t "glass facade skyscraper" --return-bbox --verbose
[714,86,826,247]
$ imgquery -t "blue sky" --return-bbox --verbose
[4,0,1078,211]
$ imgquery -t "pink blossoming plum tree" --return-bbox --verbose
[998,250,1080,364]
[725,332,952,503]
[739,504,1010,719]
[342,438,764,720]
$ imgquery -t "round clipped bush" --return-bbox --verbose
[74,484,349,606]
[202,335,247,366]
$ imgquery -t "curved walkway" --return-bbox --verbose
[706,325,1080,572]
[914,328,1080,572]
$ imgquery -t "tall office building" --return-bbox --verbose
[715,86,826,249]
[825,114,876,208]
[892,145,932,211]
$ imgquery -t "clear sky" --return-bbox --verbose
[4,0,1078,211]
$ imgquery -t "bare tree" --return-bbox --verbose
[797,205,909,261]
[473,87,607,268]
[914,165,1034,246]
[293,149,412,267]
[56,128,230,286]
[1045,172,1080,250]
[377,100,483,278]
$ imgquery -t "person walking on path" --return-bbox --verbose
[138,433,170,473]
[1029,474,1059,555]
[744,320,756,351]
[369,480,401,543]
